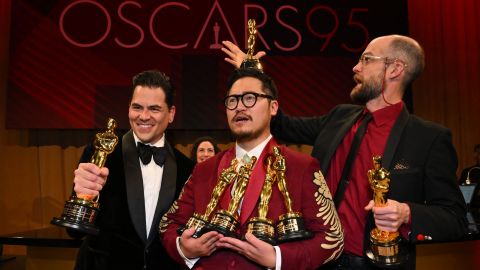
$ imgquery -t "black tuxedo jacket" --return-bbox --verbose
[272,104,468,269]
[73,130,193,270]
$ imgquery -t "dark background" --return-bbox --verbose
[6,0,408,130]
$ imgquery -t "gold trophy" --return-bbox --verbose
[274,146,313,242]
[365,156,404,267]
[51,118,119,235]
[240,19,263,71]
[178,159,239,237]
[246,155,276,244]
[206,157,257,237]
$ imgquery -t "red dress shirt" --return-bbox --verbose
[326,102,403,256]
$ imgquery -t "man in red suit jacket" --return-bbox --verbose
[160,68,344,269]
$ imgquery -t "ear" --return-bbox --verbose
[168,105,176,123]
[270,100,279,117]
[387,60,406,80]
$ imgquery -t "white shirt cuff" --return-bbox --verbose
[176,236,200,268]
[273,245,282,270]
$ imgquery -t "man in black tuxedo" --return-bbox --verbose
[71,70,193,270]
[222,35,468,269]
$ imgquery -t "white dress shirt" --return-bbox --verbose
[133,132,165,238]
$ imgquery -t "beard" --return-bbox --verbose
[350,73,383,104]
[231,128,263,143]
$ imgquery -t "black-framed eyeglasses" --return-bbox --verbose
[358,54,407,67]
[224,92,273,110]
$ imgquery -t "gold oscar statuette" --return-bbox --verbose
[365,155,405,267]
[178,159,239,237]
[206,156,257,238]
[274,146,313,243]
[51,118,119,235]
[246,155,276,244]
[240,19,263,71]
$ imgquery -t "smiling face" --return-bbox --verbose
[226,76,278,149]
[196,141,216,163]
[128,86,175,144]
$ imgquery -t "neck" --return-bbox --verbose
[366,87,403,112]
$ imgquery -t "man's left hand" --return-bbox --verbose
[216,232,276,268]
[365,199,411,232]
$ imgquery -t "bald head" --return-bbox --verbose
[371,35,425,87]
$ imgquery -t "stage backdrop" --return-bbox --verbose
[7,0,407,129]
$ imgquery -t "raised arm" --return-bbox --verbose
[221,40,266,69]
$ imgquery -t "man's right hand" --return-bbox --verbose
[73,163,109,200]
[221,41,266,69]
[179,228,222,258]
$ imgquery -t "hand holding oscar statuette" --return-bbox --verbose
[240,19,263,71]
[51,118,118,235]
[366,155,405,267]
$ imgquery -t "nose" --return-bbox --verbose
[352,62,362,73]
[235,100,248,111]
[139,109,150,120]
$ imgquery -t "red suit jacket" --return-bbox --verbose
[160,139,344,269]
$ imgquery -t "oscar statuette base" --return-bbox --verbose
[177,213,209,238]
[246,217,276,245]
[366,236,406,268]
[204,210,239,238]
[51,196,100,235]
[276,212,313,243]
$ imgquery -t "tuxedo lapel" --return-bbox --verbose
[148,141,177,242]
[122,130,148,243]
[382,106,409,170]
[318,109,363,174]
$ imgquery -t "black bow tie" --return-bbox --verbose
[137,142,167,167]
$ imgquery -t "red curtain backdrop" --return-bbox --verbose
[408,0,480,180]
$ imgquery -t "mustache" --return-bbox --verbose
[353,74,362,83]
[231,113,252,122]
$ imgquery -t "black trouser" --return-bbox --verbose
[321,253,376,270]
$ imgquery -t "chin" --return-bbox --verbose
[135,133,153,143]
[232,131,253,141]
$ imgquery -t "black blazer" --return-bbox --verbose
[73,130,193,270]
[272,104,468,269]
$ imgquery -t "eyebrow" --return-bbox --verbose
[130,103,163,109]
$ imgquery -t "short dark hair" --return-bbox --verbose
[225,68,278,99]
[190,136,221,163]
[131,70,174,108]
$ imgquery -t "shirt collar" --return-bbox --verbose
[369,101,404,127]
[235,134,272,160]
[133,132,165,148]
